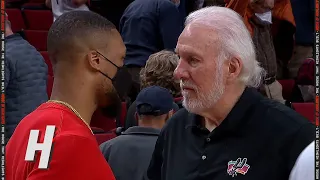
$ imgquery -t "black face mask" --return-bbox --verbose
[96,51,132,118]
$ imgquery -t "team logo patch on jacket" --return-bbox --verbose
[227,158,250,177]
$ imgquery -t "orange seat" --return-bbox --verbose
[6,9,26,33]
[24,30,48,51]
[23,10,53,30]
[292,103,315,123]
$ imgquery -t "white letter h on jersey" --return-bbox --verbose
[25,125,56,169]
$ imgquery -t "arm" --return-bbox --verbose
[225,0,250,17]
[159,2,183,50]
[225,0,254,36]
[27,135,115,180]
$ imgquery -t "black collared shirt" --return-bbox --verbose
[100,126,160,180]
[146,88,315,180]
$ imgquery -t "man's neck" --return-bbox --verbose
[50,77,97,126]
[201,85,246,132]
[138,120,164,130]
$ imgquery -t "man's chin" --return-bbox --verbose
[182,90,197,99]
[182,98,202,113]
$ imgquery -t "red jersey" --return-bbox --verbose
[6,102,115,180]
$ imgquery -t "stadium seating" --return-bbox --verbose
[6,9,26,33]
[292,103,314,123]
[23,10,53,30]
[22,2,46,10]
[6,0,23,2]
[278,79,295,100]
[40,51,53,76]
[91,109,117,132]
[119,102,127,127]
[28,0,45,3]
[91,102,128,132]
[95,132,117,145]
[24,30,48,51]
[91,127,105,133]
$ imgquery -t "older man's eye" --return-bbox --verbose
[188,58,199,66]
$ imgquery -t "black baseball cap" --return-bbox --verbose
[136,86,174,116]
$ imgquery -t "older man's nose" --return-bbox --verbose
[174,61,189,80]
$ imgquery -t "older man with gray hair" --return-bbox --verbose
[145,7,314,180]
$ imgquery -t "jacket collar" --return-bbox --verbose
[122,126,160,136]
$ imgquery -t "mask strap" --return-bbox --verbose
[99,70,113,81]
[96,51,120,69]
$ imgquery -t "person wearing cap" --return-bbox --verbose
[125,50,181,130]
[100,86,174,180]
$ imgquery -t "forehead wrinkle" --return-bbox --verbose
[177,43,202,57]
[179,24,219,57]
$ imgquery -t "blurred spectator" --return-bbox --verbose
[125,50,181,129]
[46,0,89,21]
[140,51,181,97]
[119,0,183,101]
[288,0,314,78]
[6,0,27,8]
[5,14,48,141]
[204,0,225,6]
[226,0,295,104]
[146,7,314,180]
[100,86,174,180]
[177,0,187,20]
[182,0,205,19]
[271,0,296,79]
[290,58,315,102]
[88,0,133,30]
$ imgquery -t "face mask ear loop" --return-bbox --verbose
[96,51,120,69]
[99,70,113,81]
